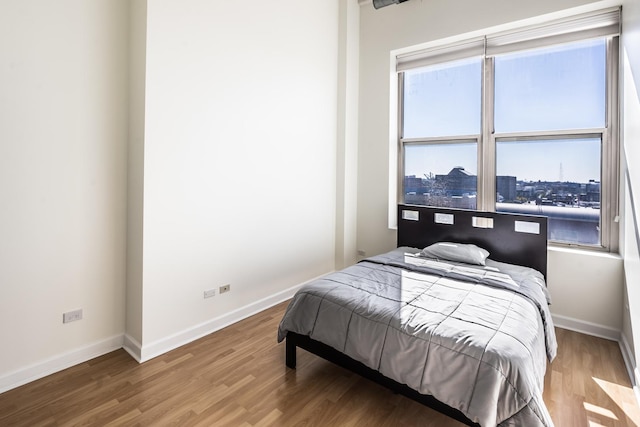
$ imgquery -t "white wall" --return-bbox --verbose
[357,0,625,335]
[621,0,640,388]
[0,0,129,389]
[133,0,341,357]
[0,0,348,388]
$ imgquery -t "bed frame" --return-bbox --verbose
[285,205,548,426]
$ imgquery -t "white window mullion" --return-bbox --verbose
[602,36,620,252]
[478,55,495,212]
[396,72,405,212]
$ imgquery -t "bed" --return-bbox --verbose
[277,204,557,426]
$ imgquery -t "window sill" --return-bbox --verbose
[548,244,621,260]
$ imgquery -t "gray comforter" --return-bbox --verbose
[277,247,557,427]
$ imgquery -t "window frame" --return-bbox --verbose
[395,16,620,252]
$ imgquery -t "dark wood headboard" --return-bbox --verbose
[397,204,548,278]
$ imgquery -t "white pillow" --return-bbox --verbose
[420,242,490,266]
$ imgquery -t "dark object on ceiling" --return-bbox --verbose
[373,0,409,9]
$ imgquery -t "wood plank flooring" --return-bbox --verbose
[1,301,639,426]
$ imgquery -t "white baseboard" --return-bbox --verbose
[137,278,319,362]
[123,333,142,363]
[123,279,311,363]
[552,313,621,341]
[0,334,123,395]
[619,334,640,405]
[0,276,322,395]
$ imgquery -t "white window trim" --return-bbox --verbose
[388,7,621,252]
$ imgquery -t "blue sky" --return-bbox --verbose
[403,39,605,183]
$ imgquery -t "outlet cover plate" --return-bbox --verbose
[63,309,83,324]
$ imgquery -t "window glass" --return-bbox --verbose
[494,39,606,133]
[495,138,601,245]
[403,58,482,138]
[404,143,477,209]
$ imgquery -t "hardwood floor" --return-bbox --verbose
[1,301,639,426]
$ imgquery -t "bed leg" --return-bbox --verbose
[286,337,296,369]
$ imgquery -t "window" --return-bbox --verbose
[402,58,481,209]
[403,58,481,138]
[496,137,602,245]
[404,143,478,209]
[397,8,620,250]
[494,40,606,133]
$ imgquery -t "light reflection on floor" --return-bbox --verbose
[584,400,619,420]
[544,328,640,427]
[592,377,640,426]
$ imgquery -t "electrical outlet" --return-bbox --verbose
[63,309,83,324]
[219,284,231,294]
[204,289,216,299]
